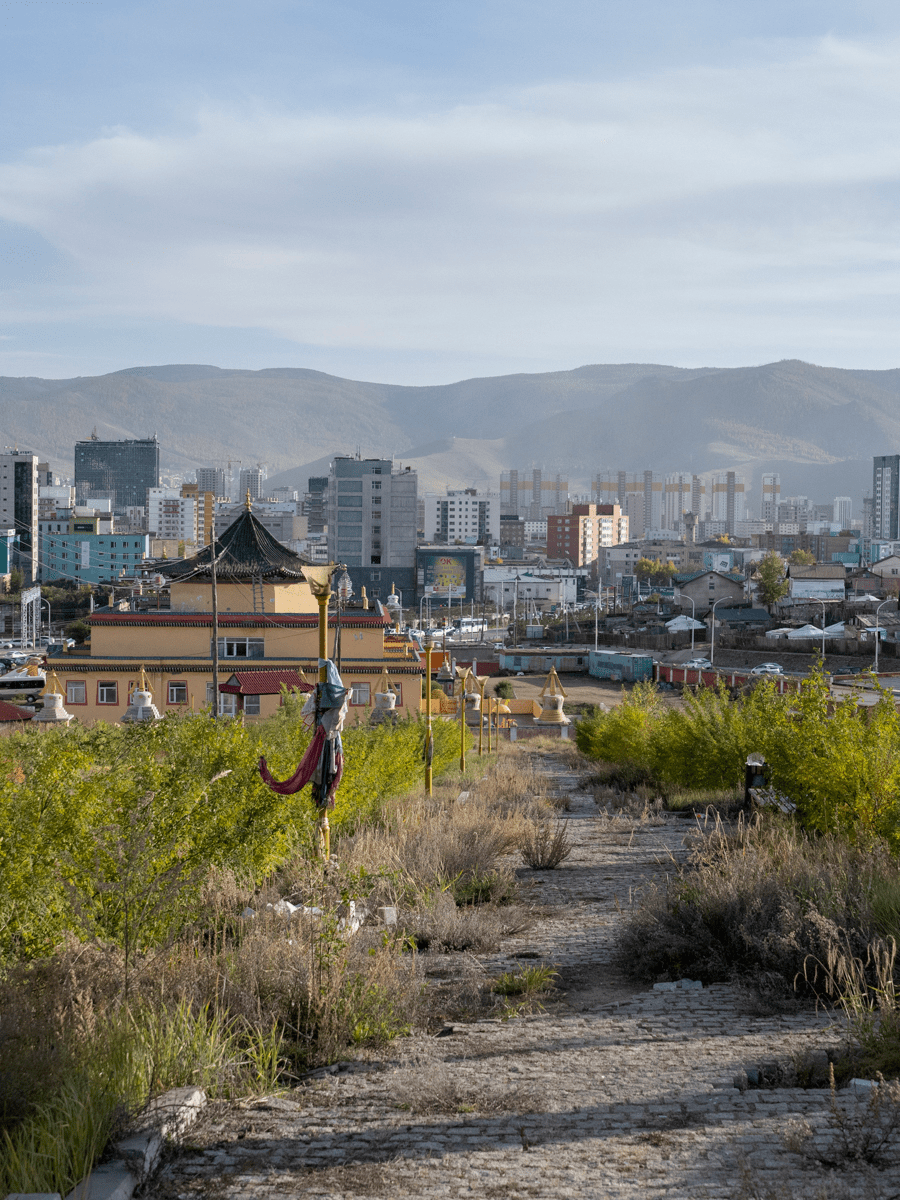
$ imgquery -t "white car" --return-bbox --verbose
[751,662,784,675]
[683,658,713,670]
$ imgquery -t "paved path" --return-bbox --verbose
[151,758,899,1200]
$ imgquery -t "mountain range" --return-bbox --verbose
[1,358,896,505]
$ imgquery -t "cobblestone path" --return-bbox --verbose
[151,758,899,1200]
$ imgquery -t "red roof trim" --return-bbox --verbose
[89,613,391,628]
[0,699,33,722]
[219,670,314,696]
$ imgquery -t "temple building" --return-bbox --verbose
[57,504,424,723]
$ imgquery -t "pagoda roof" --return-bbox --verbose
[159,506,307,582]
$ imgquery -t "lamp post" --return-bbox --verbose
[40,597,51,645]
[675,591,696,655]
[709,595,730,667]
[424,631,434,795]
[874,598,892,674]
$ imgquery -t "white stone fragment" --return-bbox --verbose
[378,905,399,926]
[849,1077,878,1093]
[653,982,677,991]
[240,906,256,919]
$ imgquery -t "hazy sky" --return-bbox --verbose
[2,0,900,382]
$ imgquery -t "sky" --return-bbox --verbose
[2,0,900,382]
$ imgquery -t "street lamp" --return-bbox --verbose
[874,598,893,674]
[675,591,696,655]
[40,597,51,645]
[709,595,731,667]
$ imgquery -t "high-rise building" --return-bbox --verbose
[760,473,780,522]
[708,471,746,534]
[326,457,417,600]
[239,466,265,502]
[424,489,500,544]
[303,477,328,534]
[196,467,227,497]
[500,469,568,519]
[663,473,704,532]
[74,436,160,511]
[872,456,900,540]
[0,451,39,582]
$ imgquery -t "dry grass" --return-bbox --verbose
[391,1042,542,1115]
[520,819,573,870]
[618,816,900,1001]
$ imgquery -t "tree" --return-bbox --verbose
[755,552,789,611]
[635,557,656,581]
[789,549,816,566]
[65,619,92,644]
[8,567,23,595]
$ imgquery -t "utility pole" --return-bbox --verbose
[210,512,219,719]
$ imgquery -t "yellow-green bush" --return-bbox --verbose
[0,708,462,963]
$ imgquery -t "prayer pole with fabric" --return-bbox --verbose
[424,632,434,796]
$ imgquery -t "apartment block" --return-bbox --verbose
[196,467,227,497]
[40,532,150,585]
[547,504,628,566]
[147,487,196,542]
[180,483,216,545]
[423,489,500,544]
[239,466,265,502]
[0,451,39,582]
[500,469,568,519]
[326,457,417,601]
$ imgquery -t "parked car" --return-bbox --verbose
[750,662,784,675]
[683,658,713,670]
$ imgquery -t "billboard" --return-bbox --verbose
[421,552,467,594]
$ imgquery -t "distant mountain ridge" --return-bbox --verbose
[0,359,895,503]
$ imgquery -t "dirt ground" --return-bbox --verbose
[488,672,675,711]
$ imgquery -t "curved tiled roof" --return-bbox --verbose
[159,508,307,581]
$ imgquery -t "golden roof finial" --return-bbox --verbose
[245,489,252,511]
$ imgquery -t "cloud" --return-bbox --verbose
[2,35,900,371]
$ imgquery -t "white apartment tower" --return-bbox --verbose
[147,488,197,542]
[833,496,852,530]
[424,489,500,544]
[239,466,265,502]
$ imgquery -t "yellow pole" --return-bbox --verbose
[317,588,330,861]
[477,675,485,756]
[424,635,433,795]
[487,694,493,754]
[459,668,470,774]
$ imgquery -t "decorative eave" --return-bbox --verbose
[57,658,425,675]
